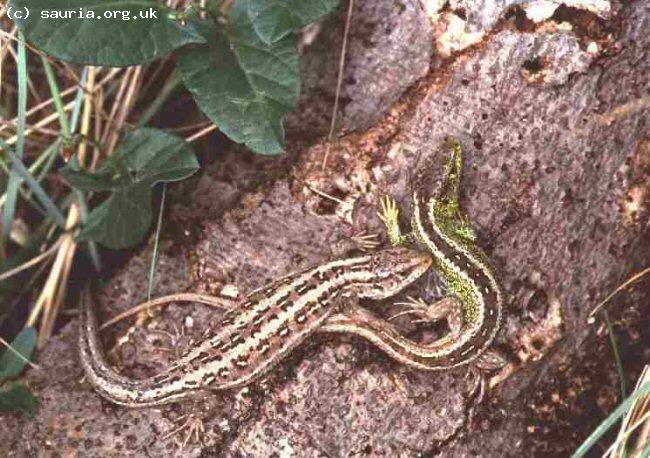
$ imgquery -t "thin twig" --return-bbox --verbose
[322,0,355,170]
[0,68,122,138]
[0,238,63,282]
[0,335,40,371]
[147,183,167,305]
[306,184,346,205]
[186,123,218,143]
[589,268,650,321]
[99,293,234,330]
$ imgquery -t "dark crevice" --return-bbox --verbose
[550,4,611,41]
[522,56,544,74]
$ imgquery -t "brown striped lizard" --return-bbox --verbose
[79,248,432,406]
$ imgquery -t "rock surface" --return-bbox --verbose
[2,0,649,456]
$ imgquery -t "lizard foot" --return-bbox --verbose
[377,195,412,247]
[350,231,380,252]
[389,295,462,334]
[463,350,508,404]
[163,413,206,448]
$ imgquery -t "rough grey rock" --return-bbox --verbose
[1,1,648,456]
[286,0,433,137]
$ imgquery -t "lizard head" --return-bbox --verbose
[359,247,431,300]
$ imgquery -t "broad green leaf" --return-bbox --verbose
[176,1,299,154]
[247,0,339,44]
[9,0,205,66]
[78,184,152,250]
[61,129,198,191]
[0,383,38,417]
[102,128,201,184]
[0,327,37,379]
[59,168,120,192]
[67,128,198,249]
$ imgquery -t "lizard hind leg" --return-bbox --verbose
[389,295,463,334]
[463,349,508,404]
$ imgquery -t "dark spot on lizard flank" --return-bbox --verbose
[249,323,263,338]
[235,354,249,367]
[295,313,307,324]
[296,283,310,294]
[313,286,343,313]
[279,298,293,312]
[201,372,215,382]
[156,374,181,388]
[221,316,236,326]
[268,274,294,289]
[217,368,230,378]
[314,269,329,282]
[371,284,385,295]
[273,290,291,304]
[313,268,332,284]
[333,266,346,276]
[253,303,271,315]
[347,262,372,272]
[152,373,170,383]
[246,292,266,306]
[221,334,244,352]
[277,325,290,337]
[255,340,270,353]
[199,351,221,363]
[307,301,322,315]
[307,275,322,287]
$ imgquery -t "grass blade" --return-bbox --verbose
[604,311,628,397]
[70,68,88,132]
[0,139,65,227]
[40,56,72,141]
[2,32,28,236]
[147,183,166,303]
[573,382,650,458]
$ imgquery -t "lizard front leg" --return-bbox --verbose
[377,195,415,247]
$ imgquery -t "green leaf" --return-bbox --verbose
[102,128,201,184]
[0,383,38,417]
[247,0,339,44]
[9,0,205,66]
[60,168,121,192]
[79,184,152,249]
[176,0,299,154]
[61,129,198,192]
[0,327,37,379]
[67,128,198,249]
